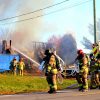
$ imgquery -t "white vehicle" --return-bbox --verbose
[61,63,79,78]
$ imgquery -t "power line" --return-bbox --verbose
[0,0,69,22]
[0,0,92,25]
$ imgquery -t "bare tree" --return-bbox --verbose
[82,18,100,49]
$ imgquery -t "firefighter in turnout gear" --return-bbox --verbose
[10,58,18,76]
[18,58,25,76]
[90,43,100,89]
[76,49,89,92]
[89,53,97,89]
[43,49,60,94]
[94,53,100,89]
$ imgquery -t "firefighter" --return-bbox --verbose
[43,49,60,93]
[90,42,100,89]
[9,57,18,76]
[75,49,89,92]
[94,53,100,89]
[89,53,97,89]
[18,58,25,76]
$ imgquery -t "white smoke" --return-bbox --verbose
[0,0,53,51]
[58,33,77,65]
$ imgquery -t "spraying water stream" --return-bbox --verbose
[12,46,40,67]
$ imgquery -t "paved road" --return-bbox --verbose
[0,89,100,100]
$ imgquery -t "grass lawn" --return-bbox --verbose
[0,74,77,94]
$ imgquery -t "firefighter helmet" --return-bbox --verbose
[44,49,50,55]
[77,49,83,54]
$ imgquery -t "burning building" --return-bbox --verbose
[0,40,20,72]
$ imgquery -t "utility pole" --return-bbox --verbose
[93,0,97,44]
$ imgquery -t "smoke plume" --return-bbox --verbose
[0,0,53,51]
[46,33,77,65]
[58,34,77,65]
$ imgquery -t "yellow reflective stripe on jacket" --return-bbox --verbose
[51,68,58,74]
[47,66,52,72]
[47,65,58,74]
[80,65,88,74]
[18,62,25,70]
[92,47,99,57]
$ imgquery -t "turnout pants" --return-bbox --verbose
[46,74,57,92]
[90,71,100,88]
[76,67,88,91]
